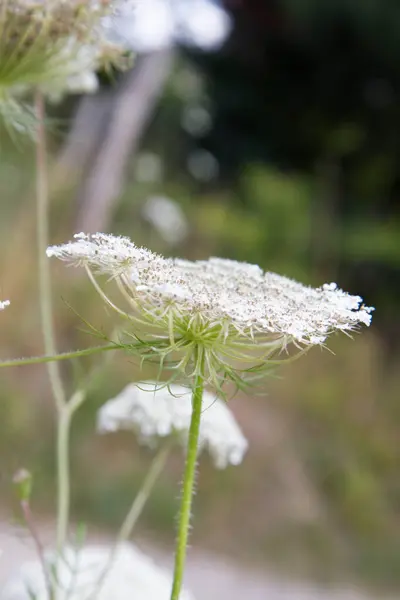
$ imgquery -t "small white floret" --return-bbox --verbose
[0,300,10,311]
[97,382,248,469]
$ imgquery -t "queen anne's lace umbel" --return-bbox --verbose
[0,300,10,310]
[0,0,128,101]
[2,543,194,600]
[47,233,374,388]
[98,381,248,468]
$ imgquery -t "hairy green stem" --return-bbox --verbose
[170,364,204,600]
[35,91,65,411]
[0,344,118,368]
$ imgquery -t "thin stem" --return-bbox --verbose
[86,443,172,600]
[85,266,130,320]
[20,499,53,599]
[56,408,70,552]
[0,344,118,368]
[55,341,118,554]
[170,353,204,600]
[35,90,67,594]
[35,90,65,411]
[56,390,86,552]
[117,442,171,544]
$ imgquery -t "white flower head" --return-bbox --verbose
[103,0,231,53]
[2,543,194,600]
[0,299,10,311]
[47,233,374,389]
[98,381,248,468]
[0,0,130,106]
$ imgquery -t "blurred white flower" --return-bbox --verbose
[0,300,10,310]
[2,543,194,600]
[176,0,231,50]
[98,381,248,468]
[0,0,130,105]
[105,0,175,52]
[104,0,231,52]
[141,196,189,245]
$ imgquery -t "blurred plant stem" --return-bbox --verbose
[170,353,204,600]
[56,340,117,553]
[117,442,172,545]
[35,91,66,412]
[56,390,87,551]
[20,498,53,599]
[88,441,172,600]
[0,344,118,368]
[35,90,68,594]
[35,92,86,561]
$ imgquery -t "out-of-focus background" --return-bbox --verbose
[0,1,399,598]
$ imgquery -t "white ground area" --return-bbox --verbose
[0,521,384,600]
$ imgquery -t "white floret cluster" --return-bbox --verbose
[47,232,374,346]
[2,543,194,600]
[97,381,248,468]
[0,300,10,311]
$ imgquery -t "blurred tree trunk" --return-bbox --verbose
[74,49,174,233]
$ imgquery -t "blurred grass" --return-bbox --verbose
[0,127,399,593]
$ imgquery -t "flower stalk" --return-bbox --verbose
[87,442,172,600]
[35,90,66,411]
[0,344,118,369]
[56,390,87,552]
[170,350,205,600]
[117,442,172,546]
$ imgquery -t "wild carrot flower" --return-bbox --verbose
[0,299,10,310]
[2,543,195,600]
[47,232,374,392]
[98,381,248,468]
[0,1,129,132]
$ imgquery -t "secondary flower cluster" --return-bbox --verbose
[98,382,248,469]
[0,299,10,310]
[47,233,374,388]
[2,543,194,600]
[0,0,128,102]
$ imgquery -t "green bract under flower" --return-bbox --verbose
[47,233,374,391]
